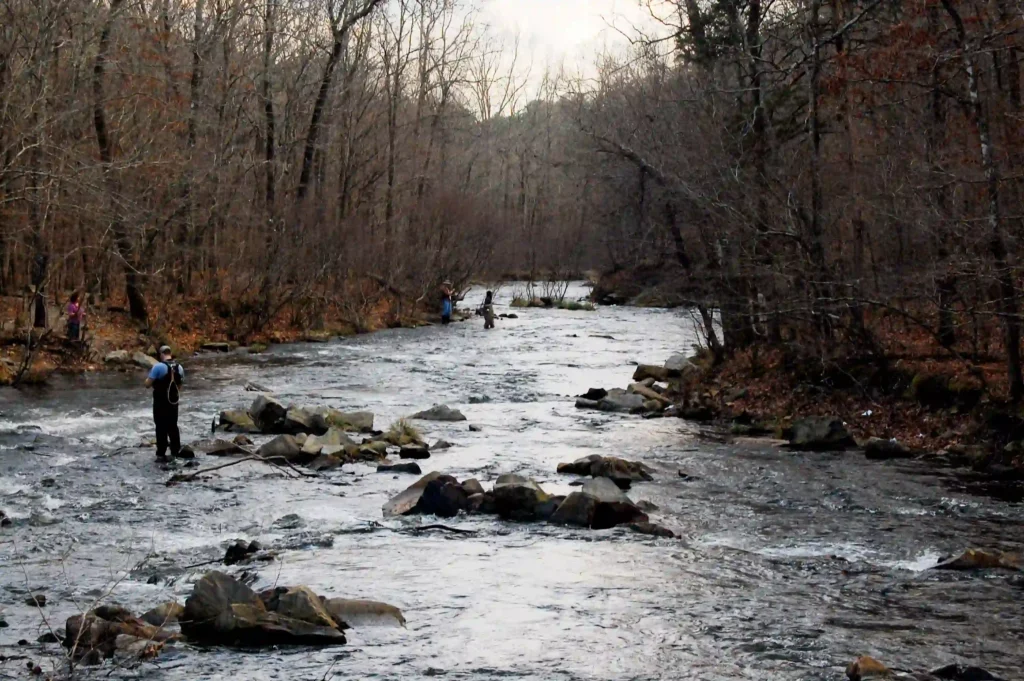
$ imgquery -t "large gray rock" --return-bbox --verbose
[550,492,599,527]
[132,352,159,370]
[556,454,603,476]
[665,354,697,375]
[284,407,329,436]
[218,409,259,434]
[181,571,345,647]
[581,478,649,530]
[410,405,467,422]
[382,472,444,516]
[258,435,303,462]
[786,417,856,451]
[632,364,671,382]
[250,394,288,432]
[103,350,130,364]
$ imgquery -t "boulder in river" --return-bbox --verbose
[461,478,485,496]
[549,491,599,527]
[432,439,454,451]
[181,571,346,647]
[284,407,329,436]
[590,457,654,488]
[492,475,551,521]
[784,416,856,451]
[301,428,356,457]
[261,586,339,630]
[250,394,288,432]
[410,404,467,422]
[583,478,649,529]
[378,462,422,475]
[257,434,303,462]
[218,409,259,434]
[932,548,1021,571]
[383,472,444,516]
[557,454,603,476]
[664,353,694,373]
[862,437,913,460]
[224,539,261,565]
[416,477,468,518]
[846,657,1004,681]
[140,602,185,628]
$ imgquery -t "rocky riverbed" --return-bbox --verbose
[1,285,1022,679]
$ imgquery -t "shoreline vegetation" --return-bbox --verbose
[587,266,1024,483]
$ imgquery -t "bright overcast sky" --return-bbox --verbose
[480,0,671,87]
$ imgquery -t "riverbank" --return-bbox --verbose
[0,290,466,386]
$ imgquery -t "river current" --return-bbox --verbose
[1,285,1022,680]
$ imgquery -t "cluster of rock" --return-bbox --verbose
[847,655,1004,681]
[382,470,674,537]
[218,393,375,437]
[575,354,696,417]
[196,397,468,473]
[931,548,1021,571]
[556,454,654,490]
[62,571,404,665]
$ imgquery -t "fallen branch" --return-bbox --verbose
[166,456,259,485]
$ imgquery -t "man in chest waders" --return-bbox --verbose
[145,346,184,460]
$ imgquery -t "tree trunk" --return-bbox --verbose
[941,0,1023,400]
[93,0,147,323]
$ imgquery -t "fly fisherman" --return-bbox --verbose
[145,345,184,461]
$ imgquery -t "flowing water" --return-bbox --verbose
[1,285,1022,680]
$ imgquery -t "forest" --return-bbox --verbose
[2,0,1024,408]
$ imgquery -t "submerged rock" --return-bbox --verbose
[556,455,653,489]
[933,548,1022,571]
[322,598,406,628]
[410,405,467,422]
[432,439,454,451]
[628,522,675,538]
[785,416,856,451]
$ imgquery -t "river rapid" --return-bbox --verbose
[1,285,1022,680]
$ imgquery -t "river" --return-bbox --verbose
[1,285,1022,680]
